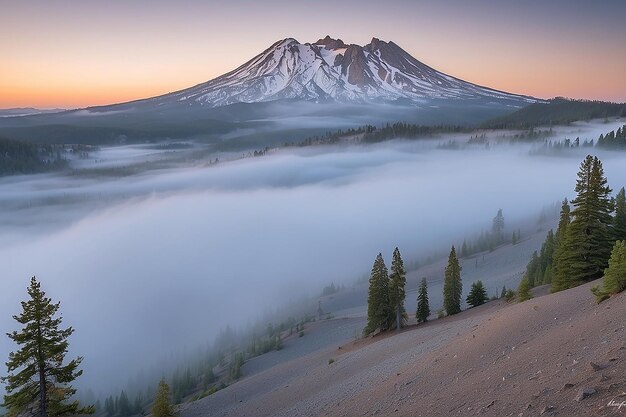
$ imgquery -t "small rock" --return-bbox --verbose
[609,357,618,362]
[562,383,575,390]
[576,387,596,401]
[600,374,610,381]
[486,400,495,408]
[589,361,602,371]
[540,405,555,415]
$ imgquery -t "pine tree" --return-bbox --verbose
[492,209,505,245]
[466,281,488,307]
[152,379,175,417]
[500,285,506,299]
[517,277,532,302]
[558,156,613,288]
[118,391,131,417]
[614,187,626,241]
[365,253,390,334]
[388,247,407,330]
[2,277,93,417]
[551,199,572,292]
[591,240,626,302]
[443,246,462,315]
[416,278,430,323]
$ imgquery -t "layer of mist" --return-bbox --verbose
[0,119,625,396]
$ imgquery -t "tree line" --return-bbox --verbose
[365,245,491,335]
[521,155,626,302]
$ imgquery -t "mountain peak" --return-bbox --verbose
[143,36,537,108]
[314,35,345,49]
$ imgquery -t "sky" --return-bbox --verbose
[1,0,625,108]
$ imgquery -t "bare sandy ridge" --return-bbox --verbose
[181,282,624,417]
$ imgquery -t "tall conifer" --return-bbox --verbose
[443,246,462,315]
[2,277,93,417]
[388,247,407,330]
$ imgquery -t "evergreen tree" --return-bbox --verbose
[388,247,407,330]
[365,253,390,334]
[443,246,462,315]
[118,391,131,417]
[492,209,505,245]
[2,277,93,417]
[465,281,488,307]
[517,277,532,302]
[591,240,626,302]
[152,380,175,417]
[558,156,613,288]
[614,187,626,241]
[416,278,430,323]
[551,199,572,292]
[500,285,507,299]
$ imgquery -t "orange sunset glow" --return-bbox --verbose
[2,0,625,108]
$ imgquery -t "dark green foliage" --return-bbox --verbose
[466,281,488,307]
[596,124,626,149]
[555,156,613,289]
[388,248,407,330]
[482,98,626,129]
[2,277,93,417]
[0,137,67,176]
[550,199,572,292]
[500,286,507,299]
[517,277,532,302]
[591,240,626,302]
[524,229,556,287]
[152,380,175,417]
[365,253,391,334]
[416,278,430,323]
[443,246,462,315]
[288,123,467,147]
[361,123,465,143]
[614,187,626,241]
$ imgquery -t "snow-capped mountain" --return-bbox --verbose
[145,36,537,108]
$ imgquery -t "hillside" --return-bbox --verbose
[180,282,625,417]
[482,98,626,129]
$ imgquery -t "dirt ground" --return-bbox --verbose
[180,281,625,416]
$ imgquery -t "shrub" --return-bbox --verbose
[437,309,445,319]
[504,289,516,302]
[328,358,335,365]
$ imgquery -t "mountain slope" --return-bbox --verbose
[129,36,538,109]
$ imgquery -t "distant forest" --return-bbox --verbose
[0,136,68,175]
[288,123,467,147]
[481,98,626,129]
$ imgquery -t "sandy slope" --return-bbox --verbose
[181,282,625,417]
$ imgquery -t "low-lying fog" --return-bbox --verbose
[0,119,625,394]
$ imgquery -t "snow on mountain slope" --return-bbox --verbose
[143,36,539,108]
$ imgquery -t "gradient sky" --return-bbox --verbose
[1,0,625,109]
